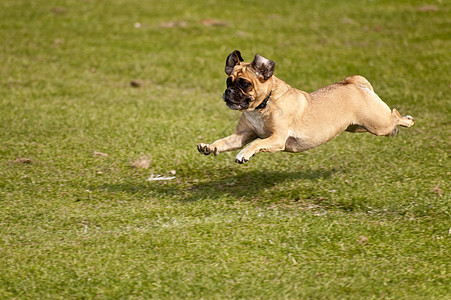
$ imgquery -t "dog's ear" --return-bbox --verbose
[251,54,276,81]
[225,50,244,75]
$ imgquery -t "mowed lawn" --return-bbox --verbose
[0,0,449,298]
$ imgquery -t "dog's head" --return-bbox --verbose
[223,50,276,111]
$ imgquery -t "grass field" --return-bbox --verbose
[0,0,450,298]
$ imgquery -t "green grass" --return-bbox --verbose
[1,0,450,298]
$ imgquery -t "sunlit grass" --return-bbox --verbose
[0,0,449,298]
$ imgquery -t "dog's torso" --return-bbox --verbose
[241,75,388,152]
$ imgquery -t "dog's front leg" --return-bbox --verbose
[197,130,256,156]
[235,131,287,164]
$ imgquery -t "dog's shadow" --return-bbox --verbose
[185,168,335,201]
[96,167,337,203]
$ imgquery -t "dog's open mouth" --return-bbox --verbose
[225,100,243,110]
[223,97,251,111]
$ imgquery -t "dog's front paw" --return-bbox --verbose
[235,157,249,164]
[197,143,218,156]
[235,151,249,164]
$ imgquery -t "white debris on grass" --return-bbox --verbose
[147,174,176,181]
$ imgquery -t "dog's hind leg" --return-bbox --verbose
[353,82,414,136]
[362,108,414,136]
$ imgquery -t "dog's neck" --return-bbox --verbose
[255,91,272,109]
[256,76,290,109]
[271,76,291,99]
[254,76,276,110]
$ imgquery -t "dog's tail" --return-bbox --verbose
[344,75,374,91]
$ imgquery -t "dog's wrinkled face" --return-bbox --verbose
[223,69,255,110]
[222,50,275,111]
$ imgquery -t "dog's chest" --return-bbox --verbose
[244,111,269,138]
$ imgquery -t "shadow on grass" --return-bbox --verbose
[91,167,337,203]
[182,168,335,202]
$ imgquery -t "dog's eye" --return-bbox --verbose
[238,78,251,89]
[226,77,233,87]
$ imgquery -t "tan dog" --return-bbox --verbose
[197,50,414,164]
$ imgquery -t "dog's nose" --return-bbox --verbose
[225,88,232,95]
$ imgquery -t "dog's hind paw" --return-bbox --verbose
[401,115,415,127]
